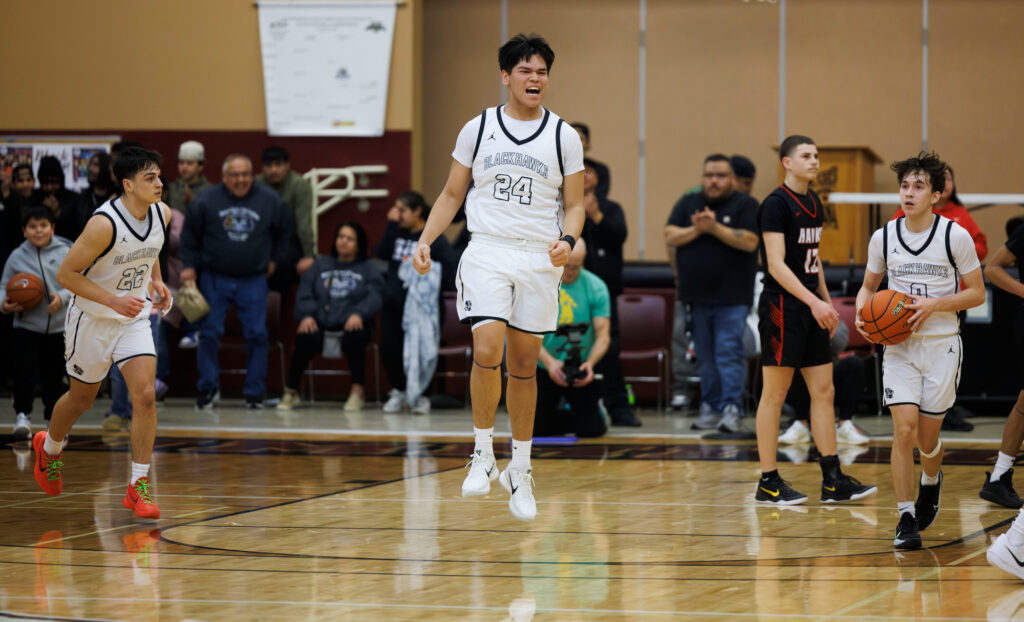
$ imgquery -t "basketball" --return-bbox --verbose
[859,289,914,345]
[6,272,45,310]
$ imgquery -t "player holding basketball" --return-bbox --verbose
[31,147,172,519]
[855,152,984,549]
[754,135,877,506]
[412,33,584,521]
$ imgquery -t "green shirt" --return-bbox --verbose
[166,176,212,213]
[539,269,610,370]
[256,170,315,257]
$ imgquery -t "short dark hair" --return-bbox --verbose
[398,190,431,221]
[890,151,945,193]
[499,33,554,73]
[780,135,816,160]
[22,205,55,227]
[570,122,590,140]
[110,140,143,159]
[331,221,368,261]
[730,155,756,179]
[113,147,163,188]
[1006,216,1024,240]
[261,145,289,163]
[704,153,732,168]
[12,163,33,181]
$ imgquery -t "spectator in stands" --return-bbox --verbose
[579,159,638,427]
[3,165,41,255]
[534,239,610,438]
[180,154,291,409]
[74,152,116,231]
[376,191,453,414]
[890,162,985,432]
[278,222,383,412]
[37,156,81,240]
[778,321,870,447]
[571,122,610,200]
[257,146,316,293]
[166,141,212,214]
[730,155,757,197]
[665,154,760,433]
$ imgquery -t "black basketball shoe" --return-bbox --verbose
[821,473,878,503]
[915,470,943,531]
[755,474,808,505]
[980,469,1024,509]
[894,512,922,550]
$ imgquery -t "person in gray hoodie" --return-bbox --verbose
[1,207,71,440]
[277,221,383,412]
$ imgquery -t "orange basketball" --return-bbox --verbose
[859,289,914,345]
[6,272,45,310]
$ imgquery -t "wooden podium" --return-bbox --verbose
[777,146,881,264]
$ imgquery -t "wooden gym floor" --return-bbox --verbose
[2,399,1024,620]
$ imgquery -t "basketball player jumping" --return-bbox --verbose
[32,147,171,519]
[412,33,584,521]
[855,152,984,549]
[754,135,877,506]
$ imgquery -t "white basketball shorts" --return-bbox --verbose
[455,233,563,334]
[881,333,962,417]
[64,304,156,384]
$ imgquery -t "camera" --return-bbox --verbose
[554,322,590,387]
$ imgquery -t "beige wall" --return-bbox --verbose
[0,0,417,131]
[422,0,1024,261]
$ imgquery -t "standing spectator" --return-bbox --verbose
[3,164,41,255]
[665,154,760,433]
[74,152,116,231]
[376,191,453,414]
[36,156,81,241]
[278,222,383,412]
[180,154,291,409]
[2,207,71,440]
[571,122,610,200]
[730,155,757,197]
[165,141,212,214]
[257,146,316,293]
[580,159,637,426]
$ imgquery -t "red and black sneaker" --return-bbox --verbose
[123,477,160,519]
[32,431,63,496]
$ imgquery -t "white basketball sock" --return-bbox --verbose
[474,427,494,455]
[43,432,63,456]
[131,462,149,485]
[510,439,532,471]
[992,451,1015,482]
[897,501,915,518]
[921,471,940,486]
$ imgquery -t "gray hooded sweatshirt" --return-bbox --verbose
[1,237,72,334]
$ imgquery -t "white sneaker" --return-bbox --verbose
[461,449,498,497]
[836,419,870,445]
[13,413,30,441]
[499,466,537,521]
[988,532,1024,581]
[382,389,404,413]
[411,396,431,415]
[778,419,811,444]
[276,390,301,410]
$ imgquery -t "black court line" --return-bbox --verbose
[0,611,117,622]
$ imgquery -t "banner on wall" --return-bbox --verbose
[1,137,117,191]
[257,1,397,137]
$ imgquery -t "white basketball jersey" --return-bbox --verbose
[866,215,979,337]
[459,106,578,243]
[73,199,166,323]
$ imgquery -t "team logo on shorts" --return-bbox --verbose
[464,300,472,311]
[73,364,84,375]
[885,387,893,399]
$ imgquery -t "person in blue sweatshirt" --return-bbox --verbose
[277,221,383,412]
[180,154,291,410]
[1,207,72,441]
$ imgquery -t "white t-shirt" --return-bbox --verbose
[866,215,980,337]
[451,105,584,243]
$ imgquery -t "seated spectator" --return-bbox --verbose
[257,146,316,293]
[37,156,81,240]
[2,207,70,441]
[533,240,610,438]
[74,152,116,232]
[376,191,453,414]
[166,141,212,213]
[278,222,383,412]
[180,154,291,409]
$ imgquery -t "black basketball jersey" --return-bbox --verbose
[758,184,824,295]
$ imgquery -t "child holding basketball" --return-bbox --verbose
[1,206,71,441]
[854,152,984,550]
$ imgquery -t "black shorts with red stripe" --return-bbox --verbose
[758,290,831,368]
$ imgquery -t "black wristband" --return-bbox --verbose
[559,234,576,250]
